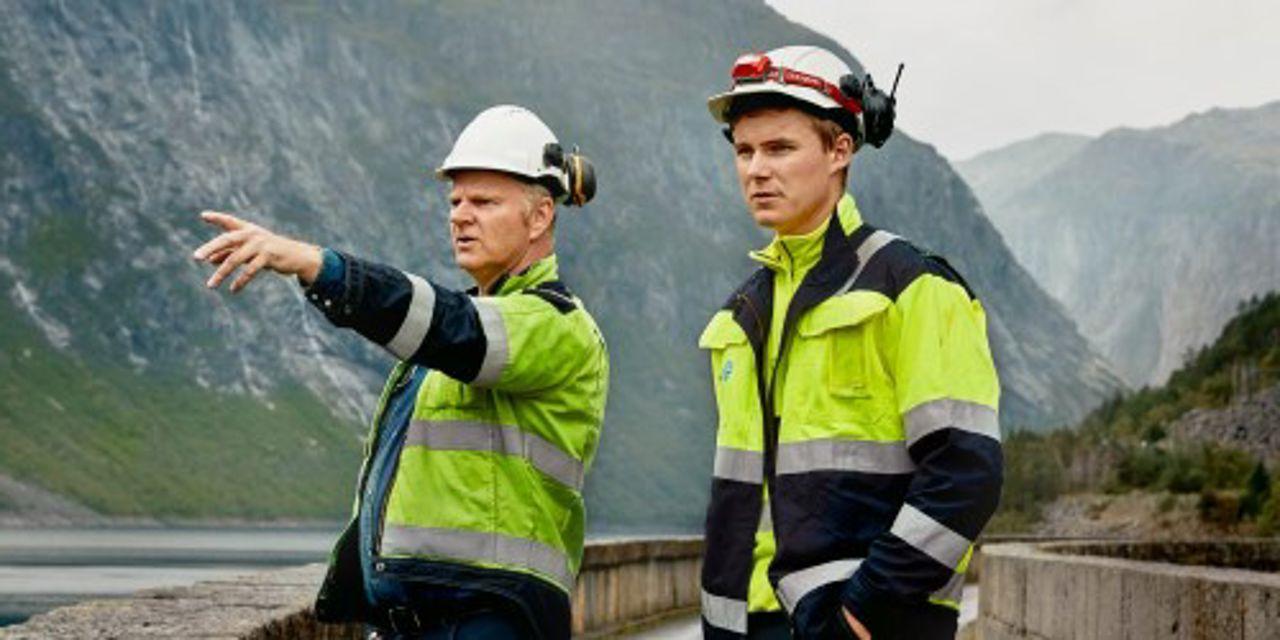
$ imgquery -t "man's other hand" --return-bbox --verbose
[841,607,872,640]
[192,211,323,293]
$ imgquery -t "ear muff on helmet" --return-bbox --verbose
[542,142,596,207]
[565,152,596,207]
[839,66,901,149]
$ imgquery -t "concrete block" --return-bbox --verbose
[978,540,1280,640]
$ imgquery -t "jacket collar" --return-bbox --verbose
[803,192,865,290]
[747,193,865,273]
[474,254,559,297]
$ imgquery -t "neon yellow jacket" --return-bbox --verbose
[698,195,1001,639]
[311,253,608,640]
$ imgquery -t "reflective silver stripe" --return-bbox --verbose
[839,230,899,293]
[904,398,1000,446]
[775,558,862,613]
[405,420,584,490]
[714,446,763,484]
[890,504,972,569]
[701,589,748,634]
[931,570,966,605]
[471,298,509,386]
[776,439,916,475]
[382,525,574,593]
[385,273,435,360]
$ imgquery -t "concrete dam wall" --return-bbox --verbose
[979,540,1280,640]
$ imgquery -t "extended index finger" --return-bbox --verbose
[200,210,247,232]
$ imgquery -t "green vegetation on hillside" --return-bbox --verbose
[0,289,363,520]
[1082,292,1280,443]
[992,292,1280,533]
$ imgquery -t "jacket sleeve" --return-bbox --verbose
[841,272,1003,627]
[303,250,597,393]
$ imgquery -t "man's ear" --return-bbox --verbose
[528,195,556,241]
[831,131,854,175]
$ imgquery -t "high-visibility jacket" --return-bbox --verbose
[699,194,1002,639]
[309,253,609,640]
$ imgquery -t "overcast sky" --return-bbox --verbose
[767,0,1280,161]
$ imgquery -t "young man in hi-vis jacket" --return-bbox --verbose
[697,46,1002,640]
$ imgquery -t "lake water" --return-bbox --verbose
[0,526,341,627]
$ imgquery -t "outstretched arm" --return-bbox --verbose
[191,211,323,292]
[192,211,600,395]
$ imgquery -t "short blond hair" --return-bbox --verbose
[522,182,553,210]
[521,181,556,230]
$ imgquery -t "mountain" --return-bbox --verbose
[957,103,1280,387]
[0,0,1119,529]
[956,133,1090,232]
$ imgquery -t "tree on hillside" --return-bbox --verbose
[1240,461,1271,520]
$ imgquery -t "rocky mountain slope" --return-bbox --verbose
[0,0,1119,527]
[993,290,1280,533]
[957,104,1280,386]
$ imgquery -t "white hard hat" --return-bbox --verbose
[437,105,571,200]
[706,45,859,125]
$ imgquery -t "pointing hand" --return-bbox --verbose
[191,211,323,293]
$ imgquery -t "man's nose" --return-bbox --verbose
[746,152,772,181]
[449,202,473,226]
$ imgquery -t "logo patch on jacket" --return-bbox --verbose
[720,359,734,383]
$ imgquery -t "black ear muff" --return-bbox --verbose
[837,64,902,149]
[861,78,896,149]
[566,153,596,207]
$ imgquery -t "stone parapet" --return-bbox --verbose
[979,540,1280,640]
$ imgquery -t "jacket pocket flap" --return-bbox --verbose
[798,292,890,337]
[698,311,749,349]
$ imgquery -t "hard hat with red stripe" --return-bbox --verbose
[708,45,901,149]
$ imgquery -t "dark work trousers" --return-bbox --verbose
[796,599,958,640]
[749,611,793,639]
[365,608,528,639]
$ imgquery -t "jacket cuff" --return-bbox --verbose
[840,570,895,636]
[303,248,361,327]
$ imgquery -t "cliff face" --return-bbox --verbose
[958,103,1280,387]
[0,0,1118,526]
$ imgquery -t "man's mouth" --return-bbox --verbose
[454,236,478,249]
[750,191,781,204]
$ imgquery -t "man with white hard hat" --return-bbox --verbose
[193,105,607,639]
[697,45,1002,639]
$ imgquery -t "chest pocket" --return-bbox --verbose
[418,371,494,419]
[699,312,761,447]
[794,292,892,434]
